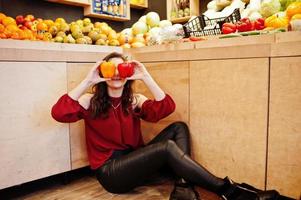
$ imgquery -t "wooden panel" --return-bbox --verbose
[134,62,189,143]
[0,62,70,189]
[271,41,301,57]
[0,40,122,62]
[190,58,269,189]
[195,34,275,49]
[268,57,301,199]
[132,44,271,62]
[67,63,94,169]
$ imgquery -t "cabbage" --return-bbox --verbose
[146,12,160,28]
[138,15,146,23]
[207,0,219,11]
[132,21,148,35]
[121,28,133,36]
[159,20,172,28]
[249,11,263,20]
[260,0,281,18]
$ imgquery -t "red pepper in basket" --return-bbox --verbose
[236,18,253,32]
[254,18,265,30]
[222,22,237,34]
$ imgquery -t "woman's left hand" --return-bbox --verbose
[126,60,151,81]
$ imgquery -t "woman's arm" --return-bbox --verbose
[128,60,165,101]
[51,61,107,122]
[68,61,108,100]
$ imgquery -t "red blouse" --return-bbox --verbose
[51,94,176,170]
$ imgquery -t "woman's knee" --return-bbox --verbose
[170,121,190,136]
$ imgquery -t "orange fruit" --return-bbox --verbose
[118,33,133,45]
[37,22,48,31]
[55,18,66,24]
[3,29,12,37]
[0,24,5,33]
[286,2,301,19]
[0,32,7,39]
[43,19,54,28]
[5,24,19,32]
[10,32,20,40]
[23,29,33,40]
[2,17,16,26]
[36,33,44,40]
[17,30,27,40]
[101,25,110,35]
[108,30,118,40]
[0,13,6,23]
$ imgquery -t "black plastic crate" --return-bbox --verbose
[183,8,241,37]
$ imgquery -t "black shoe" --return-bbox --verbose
[169,182,200,200]
[219,177,292,200]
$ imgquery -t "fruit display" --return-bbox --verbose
[119,11,185,47]
[0,12,121,46]
[198,0,301,35]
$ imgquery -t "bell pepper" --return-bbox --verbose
[222,22,237,34]
[99,61,115,78]
[264,14,289,28]
[254,18,265,30]
[236,18,253,32]
[117,62,135,78]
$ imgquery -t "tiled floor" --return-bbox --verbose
[0,167,221,200]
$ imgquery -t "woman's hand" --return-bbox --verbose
[126,60,151,81]
[84,61,109,85]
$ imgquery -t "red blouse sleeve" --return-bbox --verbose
[135,94,176,122]
[51,94,86,123]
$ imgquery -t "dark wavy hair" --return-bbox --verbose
[90,52,134,119]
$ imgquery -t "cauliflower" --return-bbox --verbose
[260,0,281,18]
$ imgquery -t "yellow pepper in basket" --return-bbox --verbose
[264,14,289,28]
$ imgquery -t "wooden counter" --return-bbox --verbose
[0,32,300,199]
[130,32,301,199]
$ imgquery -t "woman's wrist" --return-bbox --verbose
[82,78,94,88]
[141,73,152,82]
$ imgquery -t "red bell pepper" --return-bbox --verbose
[254,18,265,30]
[236,18,253,32]
[222,22,237,34]
[117,62,135,78]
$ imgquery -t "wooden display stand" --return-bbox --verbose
[166,0,199,23]
[84,1,130,21]
[46,0,90,7]
[130,0,148,9]
[0,32,300,199]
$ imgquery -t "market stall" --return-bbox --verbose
[0,0,300,199]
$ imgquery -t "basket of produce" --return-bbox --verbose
[183,8,241,37]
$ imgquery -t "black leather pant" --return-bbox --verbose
[95,121,225,194]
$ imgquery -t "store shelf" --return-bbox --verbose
[46,0,90,7]
[167,0,199,23]
[130,0,148,9]
[171,16,191,23]
[130,3,147,9]
[83,1,130,21]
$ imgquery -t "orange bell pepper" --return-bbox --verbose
[99,61,115,78]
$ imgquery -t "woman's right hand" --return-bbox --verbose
[84,61,108,85]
